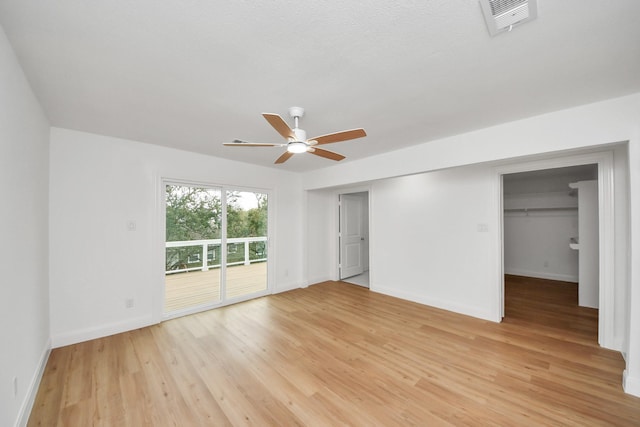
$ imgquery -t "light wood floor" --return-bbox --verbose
[29,276,640,426]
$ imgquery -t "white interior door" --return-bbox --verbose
[340,194,365,279]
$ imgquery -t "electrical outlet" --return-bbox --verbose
[13,377,17,398]
[125,298,134,308]
[126,220,136,231]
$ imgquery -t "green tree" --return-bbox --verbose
[165,185,221,241]
[165,186,268,268]
[225,204,248,238]
[246,194,268,237]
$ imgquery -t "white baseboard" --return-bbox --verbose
[305,275,332,287]
[272,281,303,293]
[623,370,640,397]
[612,337,624,353]
[371,284,497,322]
[15,339,51,427]
[51,315,156,348]
[505,268,578,283]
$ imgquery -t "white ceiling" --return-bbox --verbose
[1,1,639,172]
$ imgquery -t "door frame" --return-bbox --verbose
[155,178,274,321]
[339,193,366,280]
[493,150,615,349]
[335,187,371,284]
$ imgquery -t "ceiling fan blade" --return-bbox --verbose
[263,113,295,140]
[308,147,345,161]
[274,151,294,164]
[308,128,366,145]
[224,141,282,147]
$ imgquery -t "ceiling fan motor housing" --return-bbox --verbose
[292,128,307,142]
[288,106,305,119]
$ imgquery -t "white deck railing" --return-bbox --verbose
[165,236,267,274]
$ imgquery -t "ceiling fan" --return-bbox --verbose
[223,107,366,164]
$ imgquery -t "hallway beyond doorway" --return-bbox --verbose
[341,270,369,288]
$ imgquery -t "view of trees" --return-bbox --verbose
[165,185,267,241]
[165,185,268,270]
[226,193,268,239]
[166,186,222,241]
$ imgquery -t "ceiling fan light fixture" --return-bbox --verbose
[287,141,308,153]
[226,107,366,164]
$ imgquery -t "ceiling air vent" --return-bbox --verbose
[479,0,538,36]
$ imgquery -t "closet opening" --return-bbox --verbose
[502,164,599,341]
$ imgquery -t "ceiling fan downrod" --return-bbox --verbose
[287,106,307,142]
[288,106,304,129]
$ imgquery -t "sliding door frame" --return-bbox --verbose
[155,178,274,321]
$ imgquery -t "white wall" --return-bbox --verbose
[302,93,640,396]
[504,210,579,282]
[303,93,640,190]
[0,27,51,427]
[49,128,304,347]
[613,145,629,356]
[306,190,335,285]
[624,139,640,396]
[502,167,598,283]
[370,165,498,320]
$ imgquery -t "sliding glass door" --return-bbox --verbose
[225,190,268,300]
[164,183,268,317]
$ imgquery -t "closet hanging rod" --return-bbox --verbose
[504,207,578,213]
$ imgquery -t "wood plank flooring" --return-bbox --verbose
[29,276,640,426]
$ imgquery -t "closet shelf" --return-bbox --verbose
[570,237,579,250]
[504,207,578,213]
[503,191,578,211]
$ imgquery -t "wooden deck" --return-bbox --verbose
[164,262,267,312]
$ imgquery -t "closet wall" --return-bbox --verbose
[503,165,597,282]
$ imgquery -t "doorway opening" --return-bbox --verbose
[495,151,615,349]
[502,164,599,341]
[163,181,269,319]
[339,191,370,288]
